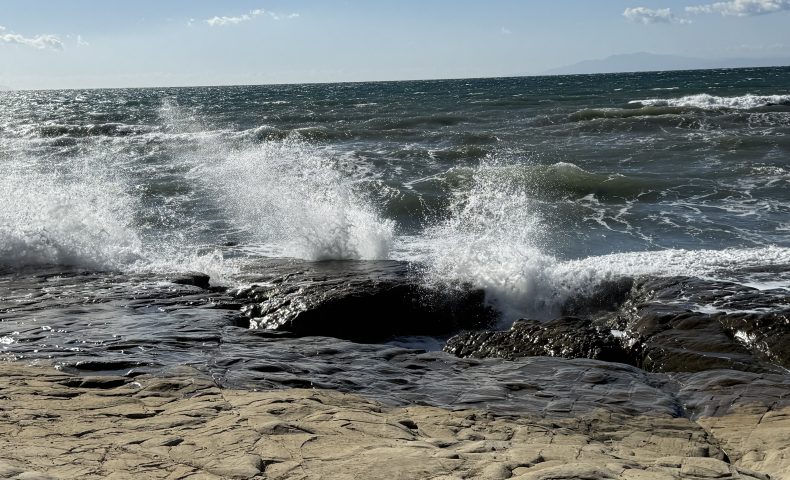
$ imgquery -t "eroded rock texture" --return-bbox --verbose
[445,317,633,365]
[1,363,788,480]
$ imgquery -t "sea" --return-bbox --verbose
[1,67,789,403]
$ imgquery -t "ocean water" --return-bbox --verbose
[1,67,789,323]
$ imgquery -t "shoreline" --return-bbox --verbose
[1,362,787,479]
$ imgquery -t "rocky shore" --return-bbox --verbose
[1,362,788,480]
[2,261,790,478]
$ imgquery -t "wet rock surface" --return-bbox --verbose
[611,276,790,373]
[1,261,789,424]
[446,274,790,375]
[0,363,788,480]
[231,259,496,341]
[445,317,633,365]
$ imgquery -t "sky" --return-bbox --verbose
[1,0,789,89]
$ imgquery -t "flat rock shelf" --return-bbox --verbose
[0,363,788,480]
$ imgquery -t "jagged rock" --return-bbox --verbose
[445,275,790,375]
[716,311,790,367]
[562,277,635,317]
[609,277,790,373]
[444,317,633,365]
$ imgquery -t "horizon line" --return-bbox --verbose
[2,63,789,93]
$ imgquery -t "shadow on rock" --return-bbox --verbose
[232,259,498,342]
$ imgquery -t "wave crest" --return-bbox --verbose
[629,93,790,110]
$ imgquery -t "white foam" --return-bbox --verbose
[630,93,790,110]
[0,167,143,270]
[192,135,394,261]
[414,158,790,321]
[420,157,560,320]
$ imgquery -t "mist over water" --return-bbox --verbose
[1,67,790,319]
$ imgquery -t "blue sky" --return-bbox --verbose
[1,0,789,89]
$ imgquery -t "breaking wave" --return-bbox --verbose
[0,168,143,270]
[630,93,790,110]
[417,157,790,321]
[190,135,394,261]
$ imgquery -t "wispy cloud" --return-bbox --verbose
[267,12,300,21]
[0,26,64,50]
[686,0,790,16]
[205,9,299,27]
[77,35,89,47]
[500,26,512,35]
[623,7,690,24]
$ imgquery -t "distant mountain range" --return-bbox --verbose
[543,52,790,75]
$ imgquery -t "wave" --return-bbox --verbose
[415,157,790,321]
[189,135,394,261]
[36,123,155,138]
[569,106,693,121]
[419,157,556,320]
[629,93,790,110]
[0,168,143,270]
[412,162,656,201]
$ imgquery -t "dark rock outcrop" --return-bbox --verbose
[446,274,790,374]
[170,272,211,289]
[611,276,790,373]
[232,260,497,342]
[444,317,633,365]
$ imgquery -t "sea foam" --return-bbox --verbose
[630,93,790,110]
[191,135,395,261]
[417,157,790,321]
[0,167,143,270]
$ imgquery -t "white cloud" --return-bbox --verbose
[501,26,512,35]
[205,9,299,27]
[77,35,89,47]
[623,7,690,23]
[686,0,790,15]
[206,13,257,27]
[0,27,63,50]
[268,12,300,20]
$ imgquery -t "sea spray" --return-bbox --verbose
[422,155,565,321]
[420,155,790,322]
[192,135,394,261]
[0,167,143,270]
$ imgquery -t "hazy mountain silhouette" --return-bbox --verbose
[544,52,790,75]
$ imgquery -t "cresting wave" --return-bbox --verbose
[411,162,654,201]
[629,93,790,110]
